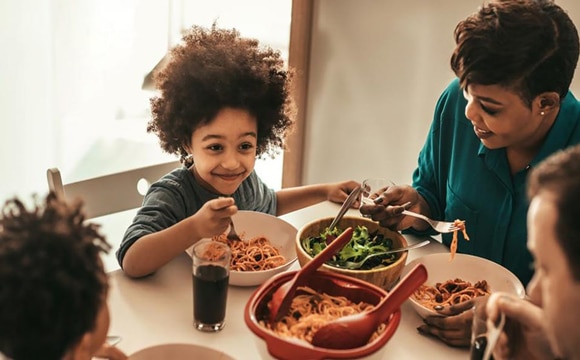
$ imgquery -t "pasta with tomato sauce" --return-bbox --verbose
[262,286,385,344]
[449,219,470,261]
[413,278,489,310]
[212,232,286,271]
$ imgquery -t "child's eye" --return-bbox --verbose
[207,144,224,151]
[239,142,255,151]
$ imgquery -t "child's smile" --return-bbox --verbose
[188,107,258,195]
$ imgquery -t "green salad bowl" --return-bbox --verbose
[296,216,408,290]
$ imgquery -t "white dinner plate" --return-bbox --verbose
[402,253,525,319]
[129,343,236,360]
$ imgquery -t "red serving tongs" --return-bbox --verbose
[267,227,354,323]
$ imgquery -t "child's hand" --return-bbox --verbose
[192,197,238,239]
[92,343,127,360]
[327,180,361,207]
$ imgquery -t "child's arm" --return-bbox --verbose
[121,197,237,278]
[275,180,360,216]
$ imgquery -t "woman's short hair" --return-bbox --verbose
[451,0,579,106]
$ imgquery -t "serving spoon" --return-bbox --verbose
[311,263,428,349]
[267,227,354,323]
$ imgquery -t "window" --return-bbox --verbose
[0,0,291,202]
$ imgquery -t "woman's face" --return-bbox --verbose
[188,107,258,195]
[526,192,580,359]
[463,84,554,151]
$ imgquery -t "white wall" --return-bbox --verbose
[0,0,55,199]
[303,0,580,186]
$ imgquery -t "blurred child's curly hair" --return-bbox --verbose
[0,192,111,360]
[148,23,295,167]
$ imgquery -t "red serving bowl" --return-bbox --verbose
[244,270,401,360]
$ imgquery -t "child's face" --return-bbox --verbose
[189,107,258,195]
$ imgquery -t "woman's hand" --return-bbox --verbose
[416,297,477,347]
[359,185,429,231]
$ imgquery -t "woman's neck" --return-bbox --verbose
[507,110,558,174]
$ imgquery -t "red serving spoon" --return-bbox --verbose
[267,227,354,323]
[311,263,428,349]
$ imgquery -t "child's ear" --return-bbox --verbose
[67,332,93,360]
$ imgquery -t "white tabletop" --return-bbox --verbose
[105,201,469,359]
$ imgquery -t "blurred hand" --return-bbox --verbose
[486,292,557,360]
[359,185,428,231]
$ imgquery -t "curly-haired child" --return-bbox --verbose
[117,24,359,278]
[0,193,127,360]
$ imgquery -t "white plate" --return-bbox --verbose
[402,253,525,318]
[186,211,297,286]
[129,343,235,360]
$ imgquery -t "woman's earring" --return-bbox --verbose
[540,111,546,116]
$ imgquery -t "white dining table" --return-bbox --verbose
[105,201,469,359]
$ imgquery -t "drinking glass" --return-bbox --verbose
[192,239,231,332]
[361,178,396,205]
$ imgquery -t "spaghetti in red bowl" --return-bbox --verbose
[401,253,525,319]
[244,270,401,360]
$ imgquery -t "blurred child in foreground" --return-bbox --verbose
[0,193,126,360]
[486,144,580,359]
[118,24,359,278]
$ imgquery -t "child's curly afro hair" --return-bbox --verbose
[147,23,295,164]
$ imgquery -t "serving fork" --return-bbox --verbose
[401,210,460,233]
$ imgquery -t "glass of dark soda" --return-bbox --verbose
[192,239,231,332]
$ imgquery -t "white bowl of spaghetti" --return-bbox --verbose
[401,253,525,319]
[188,211,298,287]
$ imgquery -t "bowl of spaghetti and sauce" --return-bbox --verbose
[402,253,525,319]
[188,211,298,287]
[244,269,401,360]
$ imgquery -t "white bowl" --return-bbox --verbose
[187,211,297,287]
[129,343,235,360]
[401,253,526,318]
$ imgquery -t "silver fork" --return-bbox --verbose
[226,220,242,241]
[401,210,460,233]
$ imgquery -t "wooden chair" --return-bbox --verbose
[46,160,182,219]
